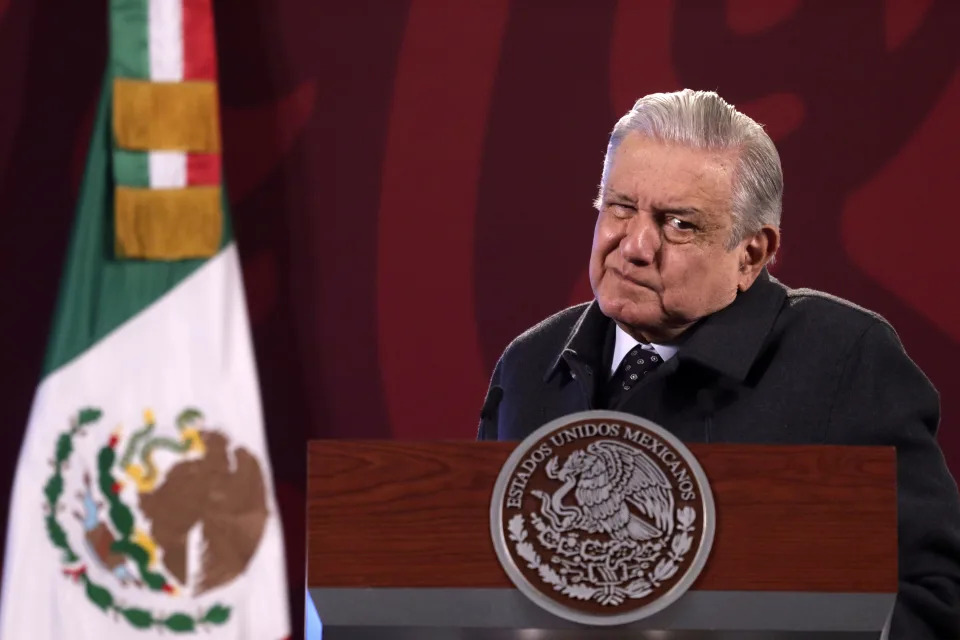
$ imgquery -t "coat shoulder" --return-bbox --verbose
[503,302,591,360]
[781,284,892,339]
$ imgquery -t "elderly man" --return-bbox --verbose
[477,89,960,637]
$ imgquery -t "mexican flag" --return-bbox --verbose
[0,1,290,638]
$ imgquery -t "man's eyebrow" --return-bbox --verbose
[605,190,637,204]
[652,205,704,216]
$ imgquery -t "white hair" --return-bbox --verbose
[596,89,783,248]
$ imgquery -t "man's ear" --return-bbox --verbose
[737,226,780,291]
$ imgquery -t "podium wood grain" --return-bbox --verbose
[307,441,896,592]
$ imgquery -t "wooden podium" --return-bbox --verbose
[306,441,897,639]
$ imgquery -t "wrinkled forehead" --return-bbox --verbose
[606,134,738,214]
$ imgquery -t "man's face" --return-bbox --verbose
[589,132,751,342]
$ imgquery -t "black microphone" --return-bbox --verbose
[696,376,738,443]
[478,385,504,440]
[696,387,716,444]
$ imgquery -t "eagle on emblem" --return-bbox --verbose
[532,440,675,541]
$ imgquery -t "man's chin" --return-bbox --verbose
[597,298,662,333]
[597,297,697,342]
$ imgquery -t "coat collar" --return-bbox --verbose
[546,269,786,383]
[544,298,611,382]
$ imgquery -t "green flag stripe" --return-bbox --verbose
[109,0,150,79]
[113,149,150,187]
[43,77,233,376]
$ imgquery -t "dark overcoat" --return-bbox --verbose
[478,270,960,638]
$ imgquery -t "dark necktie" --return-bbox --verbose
[602,347,663,408]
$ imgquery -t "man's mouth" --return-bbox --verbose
[609,267,658,292]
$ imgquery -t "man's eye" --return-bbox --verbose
[666,216,695,231]
[608,203,635,217]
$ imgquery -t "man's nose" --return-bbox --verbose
[620,213,660,265]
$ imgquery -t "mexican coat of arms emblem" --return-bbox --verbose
[43,407,270,633]
[490,410,715,625]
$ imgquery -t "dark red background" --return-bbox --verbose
[1,1,958,636]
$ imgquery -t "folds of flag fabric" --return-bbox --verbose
[0,1,291,638]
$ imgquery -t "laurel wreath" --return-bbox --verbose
[508,506,697,606]
[43,407,231,632]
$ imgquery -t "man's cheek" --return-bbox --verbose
[660,287,693,318]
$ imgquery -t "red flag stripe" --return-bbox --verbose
[182,0,216,81]
[187,153,221,186]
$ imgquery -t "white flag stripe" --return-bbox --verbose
[149,150,187,188]
[148,0,183,82]
[0,245,290,639]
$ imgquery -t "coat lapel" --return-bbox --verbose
[675,269,786,382]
